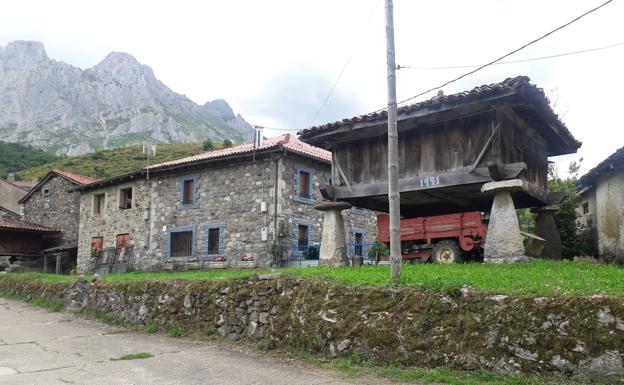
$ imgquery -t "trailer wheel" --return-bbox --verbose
[432,240,462,264]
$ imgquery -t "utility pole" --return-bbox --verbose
[385,0,401,281]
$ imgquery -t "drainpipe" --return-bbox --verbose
[273,154,280,265]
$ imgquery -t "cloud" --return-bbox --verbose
[241,61,367,130]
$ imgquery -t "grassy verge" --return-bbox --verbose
[0,289,64,312]
[268,348,590,385]
[3,259,623,296]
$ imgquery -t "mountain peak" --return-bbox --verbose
[98,51,140,66]
[0,40,48,67]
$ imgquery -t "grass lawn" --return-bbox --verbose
[4,260,623,296]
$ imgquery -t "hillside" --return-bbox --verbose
[15,142,222,181]
[0,41,254,156]
[0,141,58,179]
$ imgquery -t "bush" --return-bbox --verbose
[202,140,214,151]
[223,139,233,148]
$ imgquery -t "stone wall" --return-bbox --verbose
[77,179,150,273]
[1,275,623,383]
[23,175,81,246]
[594,171,624,261]
[77,153,378,273]
[0,179,27,215]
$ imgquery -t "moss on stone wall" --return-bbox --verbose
[0,274,622,383]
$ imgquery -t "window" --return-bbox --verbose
[294,164,315,204]
[179,175,200,209]
[115,233,129,256]
[119,188,132,209]
[299,171,310,198]
[204,223,225,256]
[292,218,312,257]
[170,231,193,258]
[582,202,589,214]
[353,232,364,256]
[351,228,367,257]
[298,225,309,249]
[90,237,103,252]
[183,179,194,204]
[93,193,105,214]
[167,226,195,258]
[42,188,51,196]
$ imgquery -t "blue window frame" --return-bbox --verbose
[167,225,195,259]
[292,218,313,257]
[350,227,367,257]
[178,174,200,210]
[350,207,367,216]
[203,223,226,258]
[293,164,315,205]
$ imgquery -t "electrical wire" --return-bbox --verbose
[392,0,613,108]
[308,0,382,126]
[397,41,624,71]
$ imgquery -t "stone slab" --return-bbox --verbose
[314,201,352,212]
[481,179,525,194]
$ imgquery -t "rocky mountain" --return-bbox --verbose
[0,41,254,155]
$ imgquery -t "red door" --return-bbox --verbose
[115,234,129,256]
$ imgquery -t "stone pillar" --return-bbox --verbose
[532,204,562,260]
[315,202,351,267]
[481,179,528,263]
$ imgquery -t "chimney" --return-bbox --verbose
[7,173,15,181]
[282,133,291,144]
[255,126,264,147]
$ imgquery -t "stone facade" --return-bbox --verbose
[0,179,27,215]
[77,153,377,273]
[578,171,624,260]
[22,175,81,246]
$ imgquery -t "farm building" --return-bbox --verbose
[299,76,581,261]
[577,146,624,262]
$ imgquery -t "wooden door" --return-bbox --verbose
[91,237,103,252]
[115,233,129,255]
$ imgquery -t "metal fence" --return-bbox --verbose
[283,242,378,266]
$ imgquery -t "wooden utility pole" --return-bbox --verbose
[385,0,401,281]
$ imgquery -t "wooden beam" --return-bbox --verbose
[422,189,470,207]
[331,162,527,199]
[334,160,351,190]
[467,121,500,173]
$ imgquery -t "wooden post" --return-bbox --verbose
[55,254,61,275]
[43,253,48,274]
[385,0,401,281]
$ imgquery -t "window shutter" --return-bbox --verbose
[194,176,200,203]
[219,227,225,254]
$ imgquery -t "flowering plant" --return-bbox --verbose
[241,255,256,262]
[213,255,227,262]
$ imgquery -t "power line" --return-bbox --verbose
[397,40,624,71]
[393,0,613,108]
[308,0,382,126]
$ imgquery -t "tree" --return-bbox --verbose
[223,139,233,148]
[548,159,596,259]
[202,140,215,151]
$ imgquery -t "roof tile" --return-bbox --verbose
[0,216,59,233]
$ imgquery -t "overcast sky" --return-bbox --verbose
[1,0,622,174]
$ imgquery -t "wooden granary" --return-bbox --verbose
[299,77,581,217]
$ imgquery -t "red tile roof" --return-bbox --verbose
[52,169,99,185]
[147,134,331,171]
[0,216,59,234]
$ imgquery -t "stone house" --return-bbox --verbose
[18,169,99,249]
[75,134,377,273]
[0,174,34,218]
[577,146,624,261]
